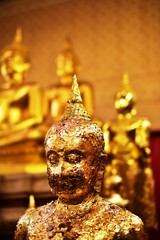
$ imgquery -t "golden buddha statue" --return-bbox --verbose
[43,37,94,124]
[15,76,147,240]
[0,28,46,174]
[102,74,157,234]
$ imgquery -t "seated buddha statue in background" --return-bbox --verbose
[43,37,94,124]
[101,74,157,235]
[14,77,147,240]
[0,28,46,173]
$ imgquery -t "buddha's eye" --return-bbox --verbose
[65,150,85,164]
[47,151,59,165]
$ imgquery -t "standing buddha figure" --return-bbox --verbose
[101,74,157,236]
[15,76,147,240]
[43,37,94,124]
[0,28,45,174]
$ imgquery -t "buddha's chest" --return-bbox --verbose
[26,209,108,240]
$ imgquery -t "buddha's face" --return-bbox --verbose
[0,50,30,84]
[56,53,75,81]
[115,90,135,113]
[45,120,102,203]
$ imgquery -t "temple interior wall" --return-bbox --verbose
[0,0,160,129]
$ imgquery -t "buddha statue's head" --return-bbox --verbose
[114,74,136,116]
[0,28,30,86]
[56,37,80,85]
[45,76,105,204]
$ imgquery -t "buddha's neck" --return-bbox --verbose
[59,190,97,206]
[60,75,73,86]
[117,109,136,120]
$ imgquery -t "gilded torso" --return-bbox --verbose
[15,195,146,240]
[102,116,157,232]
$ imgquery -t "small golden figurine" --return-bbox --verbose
[0,28,46,174]
[43,37,94,123]
[28,195,36,210]
[102,74,157,234]
[15,76,146,240]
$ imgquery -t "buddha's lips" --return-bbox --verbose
[49,174,86,192]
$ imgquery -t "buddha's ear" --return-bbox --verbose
[94,153,107,193]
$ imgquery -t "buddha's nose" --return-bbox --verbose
[52,157,64,176]
[59,158,70,175]
[56,158,66,176]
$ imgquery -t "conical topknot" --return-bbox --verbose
[115,73,136,103]
[121,73,134,94]
[68,75,82,104]
[1,28,29,56]
[62,75,91,121]
[14,27,22,44]
[122,73,129,87]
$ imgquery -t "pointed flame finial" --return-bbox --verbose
[115,73,136,105]
[68,75,82,104]
[62,75,91,121]
[28,194,35,210]
[121,72,134,93]
[64,36,73,50]
[14,27,22,44]
[122,72,129,87]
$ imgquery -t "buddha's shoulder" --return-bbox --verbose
[86,197,146,239]
[18,201,55,226]
[96,197,143,228]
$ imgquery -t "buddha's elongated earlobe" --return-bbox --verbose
[94,153,107,193]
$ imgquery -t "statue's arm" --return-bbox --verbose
[110,209,148,240]
[14,221,28,240]
[42,87,60,119]
[126,227,148,240]
[135,119,151,166]
[15,84,43,125]
[135,119,151,149]
[121,212,148,240]
[112,223,147,240]
[0,84,43,138]
[0,89,14,125]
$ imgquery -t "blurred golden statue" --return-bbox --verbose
[28,194,36,210]
[43,37,94,124]
[102,74,157,234]
[15,77,147,240]
[0,28,46,174]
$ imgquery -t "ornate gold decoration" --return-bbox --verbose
[102,74,157,233]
